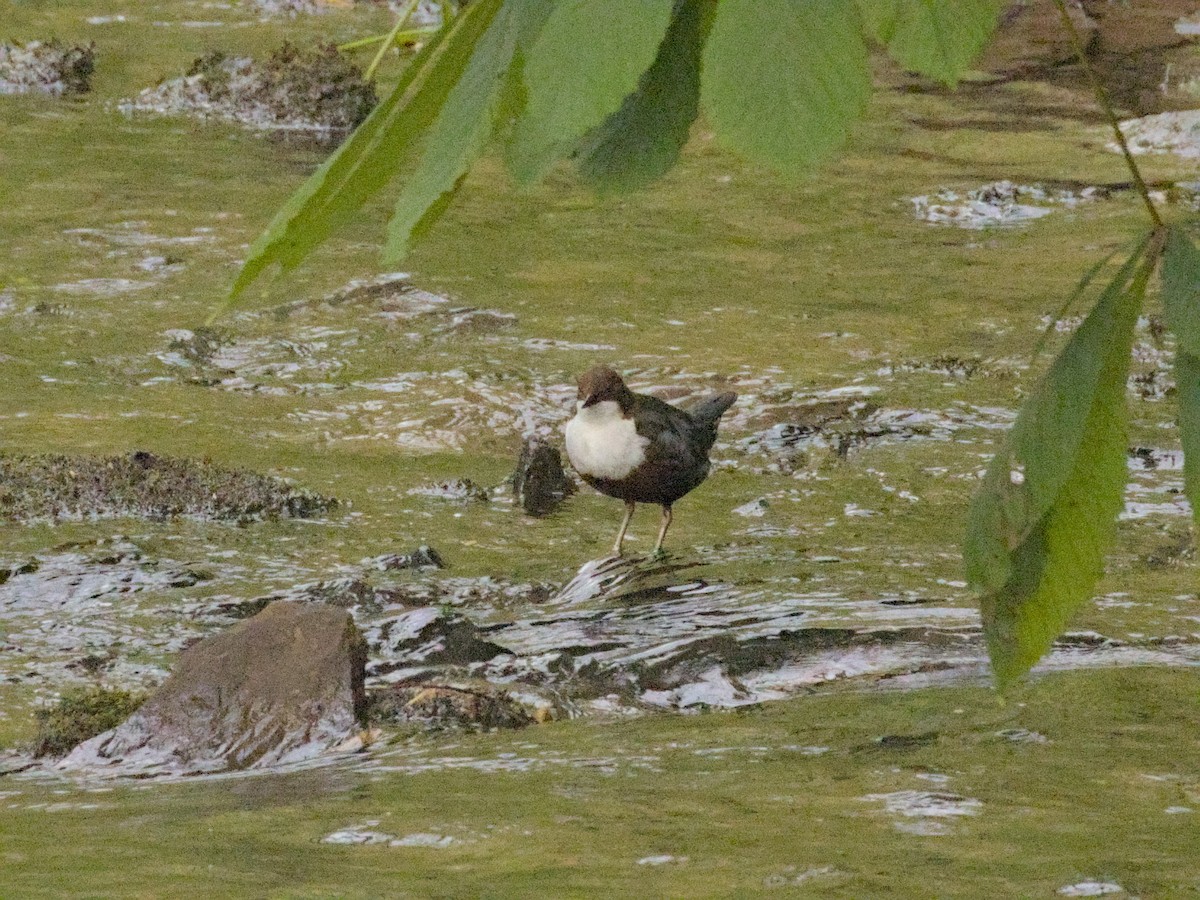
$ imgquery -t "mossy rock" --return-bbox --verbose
[33,687,145,758]
[0,451,337,523]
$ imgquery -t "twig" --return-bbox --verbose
[365,0,421,82]
[1052,0,1163,228]
[338,28,435,52]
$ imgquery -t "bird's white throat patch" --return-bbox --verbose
[564,400,648,480]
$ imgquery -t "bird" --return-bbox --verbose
[564,365,737,556]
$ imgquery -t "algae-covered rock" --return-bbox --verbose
[369,682,535,731]
[0,40,95,96]
[407,478,490,503]
[0,451,336,522]
[363,546,446,571]
[61,602,367,775]
[120,42,376,134]
[247,0,442,18]
[32,686,145,758]
[371,607,510,673]
[252,576,396,615]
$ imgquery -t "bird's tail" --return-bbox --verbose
[688,391,737,433]
[689,391,737,426]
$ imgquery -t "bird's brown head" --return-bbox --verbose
[577,365,633,411]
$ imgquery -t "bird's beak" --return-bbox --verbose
[581,393,600,409]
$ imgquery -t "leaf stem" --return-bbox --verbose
[365,0,421,82]
[1052,0,1163,228]
[338,28,435,53]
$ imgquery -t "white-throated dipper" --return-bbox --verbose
[564,366,737,556]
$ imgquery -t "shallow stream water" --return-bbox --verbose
[2,1,1200,892]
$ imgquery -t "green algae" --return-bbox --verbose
[30,685,144,758]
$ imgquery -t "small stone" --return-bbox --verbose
[433,308,517,334]
[996,728,1050,744]
[390,833,457,848]
[733,498,768,518]
[407,479,489,503]
[1057,883,1124,897]
[512,438,575,516]
[321,827,393,845]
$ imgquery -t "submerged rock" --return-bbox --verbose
[248,0,447,19]
[318,273,446,316]
[0,451,336,522]
[370,607,510,676]
[61,602,367,775]
[512,438,576,516]
[363,546,446,571]
[120,42,376,134]
[407,478,490,503]
[1057,882,1125,897]
[248,0,352,14]
[0,538,214,696]
[737,401,1011,467]
[369,681,535,731]
[0,40,95,96]
[910,181,1100,229]
[433,307,518,334]
[164,326,227,366]
[245,573,428,616]
[284,577,386,610]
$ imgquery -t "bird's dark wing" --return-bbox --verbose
[631,394,703,471]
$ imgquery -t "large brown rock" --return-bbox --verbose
[61,602,366,775]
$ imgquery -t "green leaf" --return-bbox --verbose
[701,0,870,176]
[856,0,1004,85]
[385,0,552,262]
[506,0,676,186]
[1162,226,1200,356]
[575,0,717,196]
[224,0,504,306]
[1176,350,1200,528]
[965,241,1150,688]
[1029,243,1129,365]
[406,171,466,250]
[1161,225,1200,526]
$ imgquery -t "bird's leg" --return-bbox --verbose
[652,505,673,556]
[612,501,636,556]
